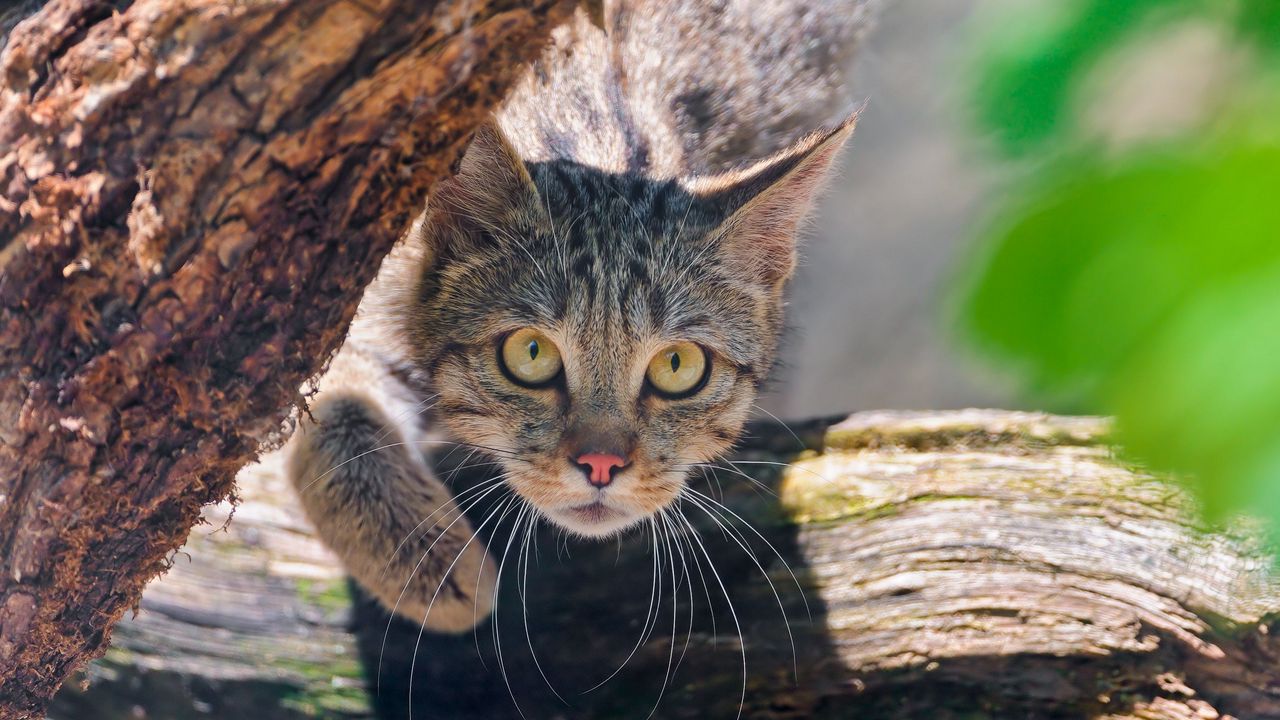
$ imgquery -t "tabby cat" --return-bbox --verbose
[287,0,868,632]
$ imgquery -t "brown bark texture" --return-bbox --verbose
[48,411,1280,720]
[0,0,575,717]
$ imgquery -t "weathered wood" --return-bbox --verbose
[51,411,1280,719]
[0,1,575,716]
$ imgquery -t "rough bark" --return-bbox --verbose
[0,1,575,717]
[49,411,1280,720]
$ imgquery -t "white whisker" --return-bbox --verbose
[673,507,747,720]
[376,472,506,585]
[490,500,533,719]
[302,438,518,494]
[643,508,682,720]
[683,490,800,680]
[377,477,511,692]
[658,507,697,676]
[749,403,807,451]
[517,509,567,704]
[372,393,441,446]
[583,517,662,693]
[405,493,518,720]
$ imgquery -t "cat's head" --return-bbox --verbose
[406,118,853,537]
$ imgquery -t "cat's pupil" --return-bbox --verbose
[528,340,539,360]
[670,352,681,373]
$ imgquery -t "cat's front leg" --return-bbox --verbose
[287,390,497,632]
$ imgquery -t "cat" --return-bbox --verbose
[286,0,870,633]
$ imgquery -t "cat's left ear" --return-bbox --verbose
[686,112,857,288]
[436,119,543,224]
[411,119,546,264]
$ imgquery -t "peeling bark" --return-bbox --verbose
[50,411,1280,719]
[0,1,575,716]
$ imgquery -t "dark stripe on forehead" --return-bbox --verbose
[649,181,671,225]
[423,156,785,386]
[625,175,649,208]
[551,164,582,210]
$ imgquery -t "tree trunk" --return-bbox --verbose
[0,1,574,717]
[48,411,1280,720]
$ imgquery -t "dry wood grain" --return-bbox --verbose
[51,411,1280,719]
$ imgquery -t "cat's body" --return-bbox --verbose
[287,0,870,631]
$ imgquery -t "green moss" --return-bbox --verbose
[295,577,353,613]
[280,682,371,717]
[100,645,135,667]
[778,460,893,524]
[779,455,998,525]
[275,651,371,717]
[822,417,1109,453]
[276,654,364,683]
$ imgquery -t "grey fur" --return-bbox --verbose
[288,0,868,632]
[503,0,874,174]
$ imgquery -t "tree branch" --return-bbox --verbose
[0,1,574,716]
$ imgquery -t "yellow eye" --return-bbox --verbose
[646,342,708,397]
[500,328,563,386]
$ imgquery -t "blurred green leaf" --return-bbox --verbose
[958,143,1280,523]
[969,0,1195,155]
[1237,0,1280,53]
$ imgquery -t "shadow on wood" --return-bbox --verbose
[50,410,1280,719]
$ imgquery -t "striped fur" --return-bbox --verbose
[288,0,868,631]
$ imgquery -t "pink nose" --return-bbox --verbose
[575,453,627,487]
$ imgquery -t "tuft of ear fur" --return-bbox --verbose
[410,119,544,258]
[685,111,857,287]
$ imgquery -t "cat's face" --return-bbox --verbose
[406,121,851,537]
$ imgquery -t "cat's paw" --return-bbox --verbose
[380,522,498,633]
[289,392,498,633]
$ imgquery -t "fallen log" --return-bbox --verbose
[51,410,1280,719]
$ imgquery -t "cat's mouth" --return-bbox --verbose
[507,459,686,538]
[567,501,622,523]
[544,499,640,537]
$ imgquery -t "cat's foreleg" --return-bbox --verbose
[287,358,497,632]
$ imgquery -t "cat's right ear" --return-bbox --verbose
[411,120,544,257]
[683,112,856,289]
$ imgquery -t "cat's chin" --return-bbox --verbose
[543,501,645,538]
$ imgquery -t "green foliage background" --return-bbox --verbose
[957,0,1280,526]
